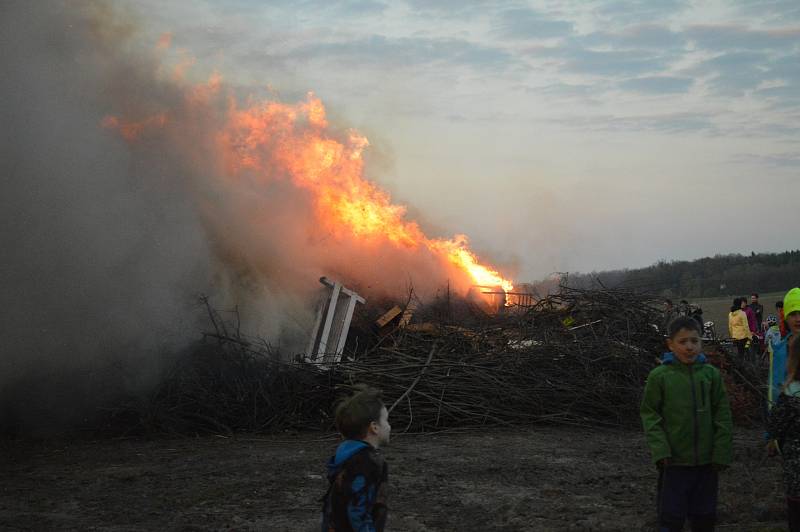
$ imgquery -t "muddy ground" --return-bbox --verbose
[0,426,791,531]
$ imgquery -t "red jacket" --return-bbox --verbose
[744,306,758,335]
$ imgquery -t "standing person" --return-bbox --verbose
[742,298,760,358]
[641,316,733,532]
[750,293,765,330]
[690,305,706,337]
[750,293,765,353]
[321,386,390,532]
[779,301,788,338]
[768,289,800,410]
[743,298,758,334]
[729,298,752,358]
[767,338,800,530]
[766,315,783,408]
[662,299,677,334]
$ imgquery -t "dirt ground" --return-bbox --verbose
[0,426,791,531]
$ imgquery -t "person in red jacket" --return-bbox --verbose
[742,298,760,358]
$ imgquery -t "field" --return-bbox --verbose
[0,426,790,531]
[693,291,785,337]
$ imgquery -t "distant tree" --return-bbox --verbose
[526,250,800,298]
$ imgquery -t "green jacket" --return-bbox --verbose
[640,353,733,466]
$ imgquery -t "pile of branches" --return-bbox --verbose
[347,285,665,431]
[132,286,762,435]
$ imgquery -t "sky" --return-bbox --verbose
[95,1,800,280]
[1,0,798,431]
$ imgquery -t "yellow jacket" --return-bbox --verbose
[728,310,751,340]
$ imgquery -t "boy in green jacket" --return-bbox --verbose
[641,316,733,532]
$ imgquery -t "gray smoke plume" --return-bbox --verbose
[0,2,306,431]
[0,1,226,434]
[0,1,488,435]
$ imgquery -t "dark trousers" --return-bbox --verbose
[657,465,718,531]
[733,339,748,359]
[789,497,800,532]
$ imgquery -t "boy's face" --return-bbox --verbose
[788,312,800,335]
[667,327,702,364]
[369,406,391,448]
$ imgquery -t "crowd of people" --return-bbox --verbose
[319,288,800,532]
[727,292,787,361]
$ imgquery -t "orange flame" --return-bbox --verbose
[103,81,513,294]
[219,92,513,293]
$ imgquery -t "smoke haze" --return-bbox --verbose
[1,1,495,434]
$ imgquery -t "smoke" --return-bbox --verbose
[0,1,483,434]
[0,1,213,433]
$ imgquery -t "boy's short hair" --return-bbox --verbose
[334,386,385,440]
[777,301,784,308]
[667,316,702,338]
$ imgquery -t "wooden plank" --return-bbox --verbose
[334,295,359,361]
[375,305,402,328]
[399,301,417,328]
[317,281,341,356]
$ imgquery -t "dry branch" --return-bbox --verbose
[132,285,762,435]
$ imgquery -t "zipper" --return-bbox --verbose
[689,365,699,465]
[701,381,706,408]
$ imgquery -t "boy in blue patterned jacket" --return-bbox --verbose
[321,386,391,532]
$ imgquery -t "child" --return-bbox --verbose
[321,386,390,532]
[766,315,783,406]
[767,335,800,530]
[769,289,800,412]
[641,316,733,531]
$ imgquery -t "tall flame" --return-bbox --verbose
[218,92,513,293]
[104,80,513,294]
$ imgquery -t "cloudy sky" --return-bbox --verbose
[120,0,799,281]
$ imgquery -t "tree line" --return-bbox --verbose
[529,250,800,299]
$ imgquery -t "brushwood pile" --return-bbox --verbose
[125,286,764,436]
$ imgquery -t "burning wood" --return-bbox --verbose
[129,285,763,436]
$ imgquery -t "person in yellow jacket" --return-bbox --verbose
[728,297,752,358]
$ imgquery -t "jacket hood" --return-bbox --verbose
[661,352,707,365]
[786,288,800,318]
[326,439,371,478]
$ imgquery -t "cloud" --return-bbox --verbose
[532,81,600,98]
[756,84,800,109]
[329,0,387,16]
[495,7,574,40]
[731,151,800,168]
[287,34,514,71]
[403,0,495,16]
[692,51,769,95]
[559,47,673,76]
[550,112,715,134]
[620,76,692,94]
[686,24,800,51]
[590,0,688,25]
[768,54,800,82]
[581,24,686,49]
[734,0,800,23]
